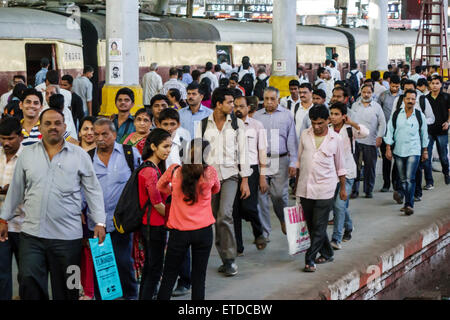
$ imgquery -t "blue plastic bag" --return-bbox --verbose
[89,233,123,300]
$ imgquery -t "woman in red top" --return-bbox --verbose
[156,139,220,300]
[138,128,172,300]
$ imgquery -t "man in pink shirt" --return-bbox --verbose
[294,104,347,272]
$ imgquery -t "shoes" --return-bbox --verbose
[342,230,352,242]
[237,251,245,257]
[445,175,450,185]
[400,207,405,212]
[404,206,414,216]
[423,184,434,190]
[219,262,238,276]
[328,220,334,225]
[380,187,390,192]
[172,285,191,297]
[365,193,373,199]
[393,191,403,204]
[350,191,359,199]
[330,240,342,250]
[414,196,421,202]
[255,235,267,250]
[281,221,287,235]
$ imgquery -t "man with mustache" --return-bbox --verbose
[179,82,212,140]
[0,117,24,300]
[349,84,386,199]
[112,88,136,142]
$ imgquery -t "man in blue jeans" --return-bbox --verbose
[329,103,369,249]
[424,76,450,189]
[87,118,141,300]
[384,90,429,216]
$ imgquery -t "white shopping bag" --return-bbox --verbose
[284,204,311,256]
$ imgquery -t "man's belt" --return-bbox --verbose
[267,152,288,158]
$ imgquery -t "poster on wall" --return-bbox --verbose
[108,38,123,61]
[109,62,123,84]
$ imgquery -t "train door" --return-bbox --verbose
[216,45,233,66]
[326,47,336,61]
[25,43,57,87]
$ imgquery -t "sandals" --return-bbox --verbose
[255,236,267,250]
[303,264,316,272]
[315,256,334,264]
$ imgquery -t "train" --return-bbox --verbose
[0,5,422,112]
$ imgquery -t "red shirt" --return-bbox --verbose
[157,164,220,231]
[138,166,167,226]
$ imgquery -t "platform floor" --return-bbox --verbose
[10,160,450,300]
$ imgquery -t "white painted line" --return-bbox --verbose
[329,270,361,300]
[421,224,440,248]
[381,245,405,273]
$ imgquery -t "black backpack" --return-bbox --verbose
[88,144,135,173]
[391,107,424,151]
[254,76,270,100]
[395,94,426,113]
[239,73,254,96]
[287,98,301,123]
[201,113,239,136]
[346,71,360,99]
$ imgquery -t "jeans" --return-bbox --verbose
[139,225,167,300]
[176,249,191,290]
[300,197,335,266]
[332,179,354,243]
[0,232,20,300]
[394,155,421,208]
[352,143,377,194]
[157,226,213,300]
[18,233,82,300]
[87,231,138,300]
[423,134,449,185]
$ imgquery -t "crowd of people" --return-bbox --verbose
[0,55,448,300]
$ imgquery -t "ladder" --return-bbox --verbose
[414,0,449,80]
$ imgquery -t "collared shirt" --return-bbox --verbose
[21,120,71,146]
[253,106,298,169]
[332,124,370,179]
[384,108,429,157]
[199,71,219,91]
[0,90,12,114]
[350,100,386,146]
[0,146,25,232]
[195,113,252,181]
[391,93,435,125]
[426,91,450,136]
[161,78,187,100]
[243,116,267,166]
[179,104,213,140]
[166,127,190,167]
[113,114,136,143]
[142,71,163,105]
[87,142,141,232]
[374,82,387,97]
[72,76,93,114]
[182,73,193,86]
[280,96,312,138]
[377,89,402,126]
[34,68,48,86]
[296,127,347,200]
[0,141,106,240]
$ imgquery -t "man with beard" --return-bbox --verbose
[350,84,386,199]
[179,82,212,140]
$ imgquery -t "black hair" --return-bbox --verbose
[159,107,180,124]
[415,65,422,74]
[230,88,243,98]
[187,81,205,96]
[325,59,333,66]
[332,86,349,97]
[299,82,312,91]
[115,87,135,103]
[219,77,230,88]
[134,108,152,120]
[46,70,59,85]
[383,72,391,80]
[61,74,74,85]
[169,67,178,76]
[150,94,170,107]
[229,75,239,82]
[417,78,428,87]
[199,77,212,100]
[79,116,96,131]
[334,80,346,88]
[168,88,181,102]
[214,64,221,72]
[390,74,401,84]
[48,94,65,111]
[313,89,326,99]
[404,89,417,98]
[361,83,374,92]
[332,53,339,59]
[141,128,171,173]
[0,115,22,136]
[329,102,347,115]
[12,83,27,100]
[205,62,213,71]
[182,65,190,73]
[83,65,94,74]
[40,57,50,68]
[317,67,327,77]
[21,88,43,105]
[309,104,330,121]
[431,75,443,83]
[39,107,65,123]
[289,80,300,88]
[211,87,234,109]
[13,75,26,83]
[371,70,381,81]
[402,79,417,90]
[191,69,201,81]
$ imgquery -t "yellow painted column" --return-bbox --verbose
[100,85,143,116]
[269,76,299,101]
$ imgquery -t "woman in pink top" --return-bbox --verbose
[156,139,220,300]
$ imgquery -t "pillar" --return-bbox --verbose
[152,0,169,16]
[100,0,143,116]
[186,0,194,18]
[367,0,388,79]
[269,0,298,98]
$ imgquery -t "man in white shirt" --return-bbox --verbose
[220,58,233,78]
[346,64,364,99]
[371,71,387,97]
[36,70,73,111]
[199,62,219,92]
[142,62,163,107]
[235,56,256,82]
[45,85,78,140]
[315,67,329,93]
[325,60,341,81]
[161,67,187,100]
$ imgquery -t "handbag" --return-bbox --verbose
[283,203,311,256]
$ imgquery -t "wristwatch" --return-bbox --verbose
[96,223,106,228]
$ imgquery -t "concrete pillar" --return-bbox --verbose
[367,0,388,78]
[152,0,169,16]
[100,0,143,116]
[270,0,298,98]
[186,0,194,18]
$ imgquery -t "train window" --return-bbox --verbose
[25,43,57,87]
[326,47,336,61]
[216,45,233,65]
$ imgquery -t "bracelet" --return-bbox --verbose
[0,219,8,225]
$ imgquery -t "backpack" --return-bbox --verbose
[395,94,426,113]
[346,71,360,99]
[239,73,254,96]
[346,126,354,154]
[88,144,135,173]
[201,113,239,137]
[287,98,301,123]
[254,76,270,100]
[391,107,424,151]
